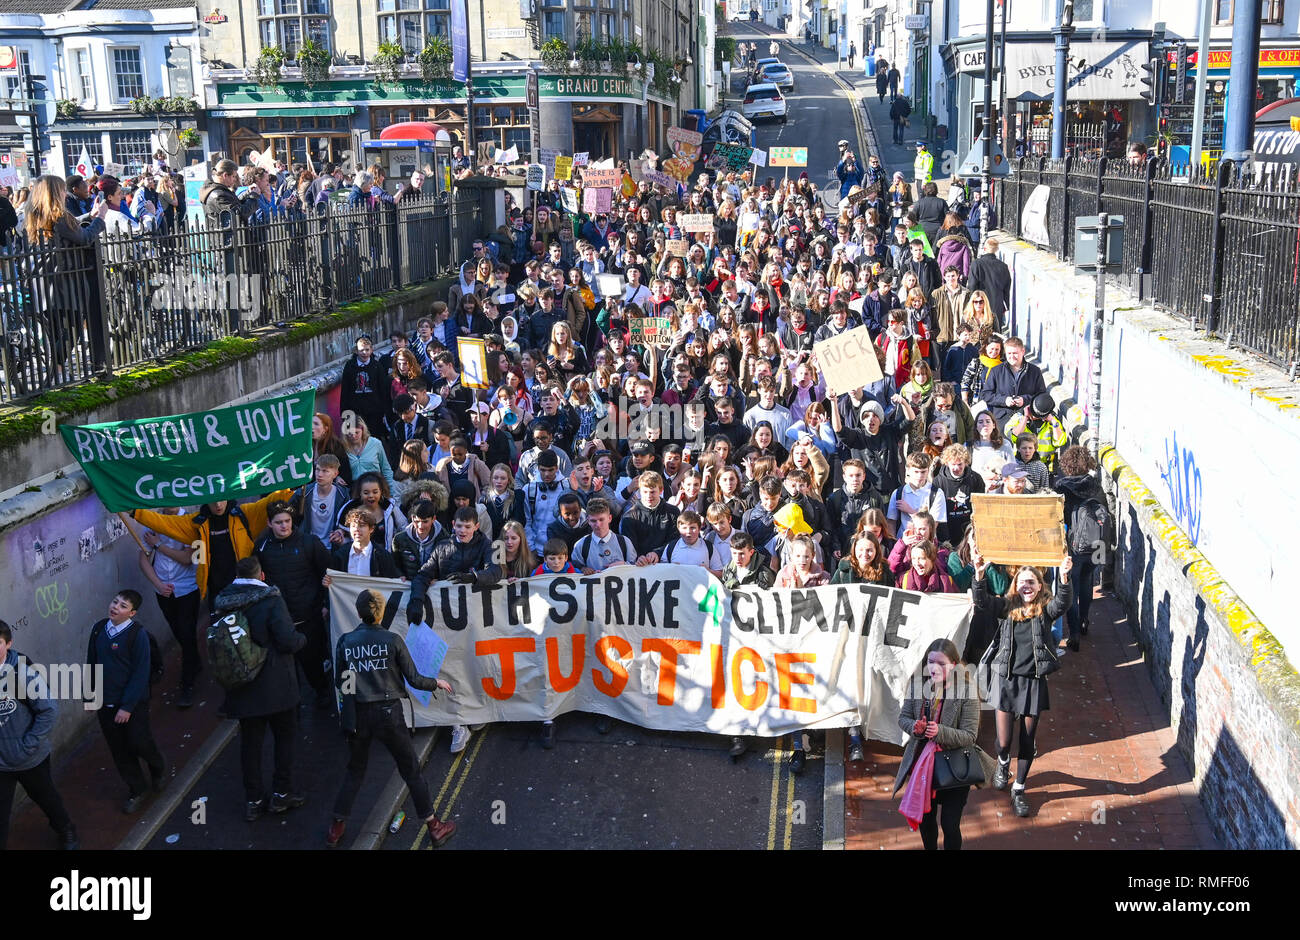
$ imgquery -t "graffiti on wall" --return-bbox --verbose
[1160,432,1204,545]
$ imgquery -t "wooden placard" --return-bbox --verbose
[678,212,715,233]
[629,316,672,348]
[969,493,1066,567]
[664,237,689,257]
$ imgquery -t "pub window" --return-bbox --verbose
[258,0,331,58]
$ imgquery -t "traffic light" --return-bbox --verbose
[1174,42,1189,104]
[1139,57,1157,104]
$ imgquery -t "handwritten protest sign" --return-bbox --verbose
[597,273,625,298]
[769,146,809,167]
[581,167,622,188]
[711,142,754,171]
[749,148,768,167]
[664,237,689,257]
[629,315,673,347]
[538,148,560,174]
[525,163,546,191]
[559,186,579,213]
[667,126,704,149]
[553,155,573,180]
[457,337,489,389]
[573,152,590,167]
[643,169,675,188]
[678,213,714,233]
[970,494,1067,567]
[813,326,883,393]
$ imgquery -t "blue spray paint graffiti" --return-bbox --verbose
[1160,432,1203,545]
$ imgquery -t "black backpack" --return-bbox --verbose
[1069,496,1114,556]
[90,620,165,687]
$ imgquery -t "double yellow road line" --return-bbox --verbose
[408,728,489,851]
[765,740,799,851]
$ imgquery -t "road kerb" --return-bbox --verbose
[822,728,846,850]
[350,727,440,850]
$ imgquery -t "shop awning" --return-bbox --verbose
[1004,40,1147,102]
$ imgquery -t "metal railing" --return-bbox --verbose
[0,191,480,403]
[996,156,1300,371]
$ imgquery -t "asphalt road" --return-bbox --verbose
[725,22,868,198]
[385,719,825,851]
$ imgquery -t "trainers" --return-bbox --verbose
[729,736,746,759]
[426,816,457,847]
[270,792,306,814]
[449,724,471,754]
[177,686,194,709]
[1067,638,1080,652]
[468,723,486,732]
[326,818,346,848]
[541,720,557,749]
[789,749,806,774]
[122,793,147,815]
[1011,788,1031,817]
[245,800,266,822]
[992,759,1010,790]
[848,738,865,763]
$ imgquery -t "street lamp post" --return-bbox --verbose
[1051,0,1074,160]
[980,0,994,247]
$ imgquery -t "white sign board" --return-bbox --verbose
[1003,40,1147,101]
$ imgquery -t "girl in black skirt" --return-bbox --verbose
[972,552,1073,818]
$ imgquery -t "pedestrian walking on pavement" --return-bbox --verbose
[890,95,912,145]
[888,64,900,98]
[213,556,307,822]
[326,588,455,849]
[848,42,856,70]
[0,620,79,849]
[876,59,889,101]
[973,552,1073,818]
[894,638,996,849]
[86,589,168,815]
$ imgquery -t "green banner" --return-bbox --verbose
[59,392,316,512]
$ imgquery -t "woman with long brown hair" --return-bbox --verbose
[313,412,353,485]
[973,550,1074,818]
[390,347,426,401]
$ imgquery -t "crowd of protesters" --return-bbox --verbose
[0,120,1115,850]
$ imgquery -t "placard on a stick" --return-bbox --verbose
[813,326,883,393]
[969,494,1066,567]
[769,146,808,167]
[629,315,672,347]
[664,237,689,256]
[678,213,715,233]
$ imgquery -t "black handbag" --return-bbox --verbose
[932,745,986,790]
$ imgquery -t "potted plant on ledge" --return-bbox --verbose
[252,46,286,88]
[420,35,452,82]
[372,40,406,85]
[296,38,331,87]
[541,37,571,74]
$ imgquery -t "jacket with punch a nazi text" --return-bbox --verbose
[335,623,439,713]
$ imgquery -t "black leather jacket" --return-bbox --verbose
[334,623,439,732]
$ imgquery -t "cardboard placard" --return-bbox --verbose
[629,315,672,348]
[769,146,808,167]
[661,157,693,182]
[969,494,1067,567]
[583,186,612,213]
[813,326,884,394]
[553,155,573,180]
[581,167,621,188]
[559,186,579,213]
[664,237,689,256]
[457,336,490,389]
[538,148,561,174]
[749,148,768,167]
[525,163,546,191]
[0,167,19,189]
[847,187,869,207]
[628,159,645,182]
[643,169,675,188]
[477,141,497,164]
[573,152,590,167]
[679,213,714,233]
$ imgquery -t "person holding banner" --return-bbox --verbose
[327,589,454,849]
[974,551,1073,818]
[894,638,996,849]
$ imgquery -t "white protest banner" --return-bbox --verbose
[104,161,126,178]
[495,145,520,164]
[679,212,715,233]
[525,163,546,191]
[75,146,93,178]
[559,186,579,213]
[573,152,590,167]
[814,325,884,392]
[597,273,625,298]
[456,336,489,389]
[326,566,972,740]
[750,148,767,167]
[0,167,18,189]
[628,159,645,182]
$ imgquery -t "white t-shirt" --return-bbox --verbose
[663,537,716,569]
[887,483,948,535]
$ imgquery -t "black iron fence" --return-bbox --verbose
[0,191,479,403]
[996,156,1300,371]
